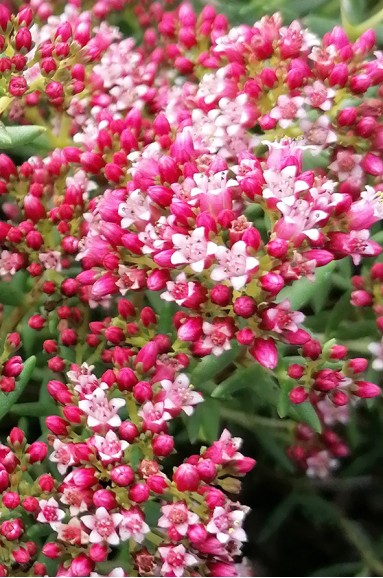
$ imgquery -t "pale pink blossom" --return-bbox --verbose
[159,544,198,577]
[119,507,150,543]
[118,190,151,228]
[263,164,309,204]
[270,95,305,129]
[304,81,335,111]
[91,431,129,464]
[161,374,203,416]
[329,150,363,181]
[202,322,232,356]
[37,498,65,527]
[39,251,62,271]
[138,401,172,431]
[49,440,76,475]
[161,273,197,306]
[171,227,217,273]
[206,506,247,544]
[78,388,125,429]
[211,240,259,290]
[82,507,123,545]
[54,518,89,545]
[306,450,338,478]
[158,502,199,536]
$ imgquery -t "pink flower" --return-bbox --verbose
[300,115,337,148]
[304,81,335,111]
[206,506,247,544]
[211,241,259,290]
[201,322,232,356]
[329,149,363,181]
[118,189,151,228]
[49,440,76,475]
[91,431,129,464]
[262,300,305,334]
[270,95,305,129]
[306,450,338,479]
[54,518,89,546]
[159,544,198,577]
[161,374,203,416]
[158,501,199,536]
[119,507,150,543]
[138,401,172,432]
[39,251,62,271]
[116,265,146,295]
[263,164,309,204]
[171,227,217,273]
[161,273,197,306]
[67,363,102,399]
[78,388,125,429]
[82,507,123,545]
[37,498,65,527]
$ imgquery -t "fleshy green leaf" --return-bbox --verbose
[289,401,322,433]
[0,125,46,149]
[277,262,336,311]
[190,343,240,383]
[212,363,277,400]
[0,280,24,306]
[0,356,36,422]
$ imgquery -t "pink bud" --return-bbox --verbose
[178,317,203,341]
[46,416,69,436]
[116,368,138,391]
[3,356,23,377]
[267,238,288,258]
[289,386,308,404]
[249,337,278,369]
[260,272,285,295]
[12,547,30,565]
[26,442,47,463]
[233,296,256,318]
[173,463,200,491]
[133,381,152,403]
[128,482,150,503]
[147,269,169,291]
[210,284,231,306]
[2,492,20,509]
[361,152,383,176]
[302,339,322,360]
[42,543,61,559]
[209,562,238,577]
[236,328,254,345]
[119,421,139,442]
[38,474,55,492]
[354,381,381,398]
[197,459,217,482]
[351,290,372,307]
[152,434,174,457]
[135,341,158,372]
[91,273,118,298]
[145,474,167,494]
[68,467,97,489]
[110,465,134,486]
[89,543,108,562]
[188,523,208,543]
[93,489,117,509]
[63,406,84,424]
[70,554,94,577]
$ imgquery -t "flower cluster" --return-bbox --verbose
[0,0,382,575]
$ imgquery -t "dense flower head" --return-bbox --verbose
[0,0,381,575]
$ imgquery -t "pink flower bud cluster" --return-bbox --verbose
[0,1,381,575]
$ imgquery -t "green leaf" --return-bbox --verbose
[212,363,277,400]
[0,125,46,149]
[0,356,36,422]
[289,401,322,433]
[277,262,335,311]
[277,373,295,418]
[190,343,240,383]
[0,123,12,145]
[258,493,298,543]
[200,398,220,443]
[254,427,295,472]
[0,280,24,306]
